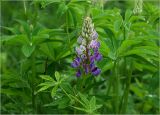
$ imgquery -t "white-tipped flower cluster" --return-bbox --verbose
[133,0,143,14]
[77,17,98,46]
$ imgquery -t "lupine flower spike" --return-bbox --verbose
[71,17,102,77]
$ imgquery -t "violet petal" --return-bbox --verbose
[76,70,81,77]
[91,67,101,76]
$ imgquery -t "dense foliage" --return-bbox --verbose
[1,0,160,114]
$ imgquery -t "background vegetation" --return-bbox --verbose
[1,0,160,114]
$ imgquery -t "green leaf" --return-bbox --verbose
[71,106,86,112]
[21,44,35,57]
[1,26,19,34]
[55,71,60,81]
[101,60,114,73]
[39,43,55,61]
[125,9,132,21]
[61,83,74,95]
[69,94,85,107]
[15,19,30,36]
[1,35,29,45]
[96,104,103,110]
[90,96,96,110]
[78,93,90,106]
[58,97,70,109]
[117,39,142,57]
[38,82,54,87]
[57,2,68,18]
[40,0,61,8]
[37,84,53,93]
[32,34,50,45]
[39,75,55,82]
[114,19,122,32]
[51,85,58,98]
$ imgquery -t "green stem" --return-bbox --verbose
[120,17,131,113]
[106,73,113,95]
[113,61,119,114]
[66,11,73,56]
[121,68,132,113]
[23,0,26,15]
[31,51,36,113]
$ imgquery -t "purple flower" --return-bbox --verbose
[76,69,81,77]
[91,30,98,40]
[81,54,87,60]
[77,36,83,44]
[71,17,102,77]
[71,57,81,68]
[94,52,102,61]
[83,64,89,74]
[75,45,86,55]
[90,55,95,63]
[91,67,101,76]
[89,40,100,49]
[90,63,95,70]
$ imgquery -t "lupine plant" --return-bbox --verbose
[71,16,102,77]
[1,0,159,114]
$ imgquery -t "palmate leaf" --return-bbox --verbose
[37,75,56,94]
[70,93,102,114]
[60,83,74,95]
[37,75,58,94]
[78,93,90,106]
[37,72,64,97]
[90,96,96,109]
[69,94,86,107]
[44,96,70,109]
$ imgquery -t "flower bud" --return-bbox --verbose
[133,0,143,14]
